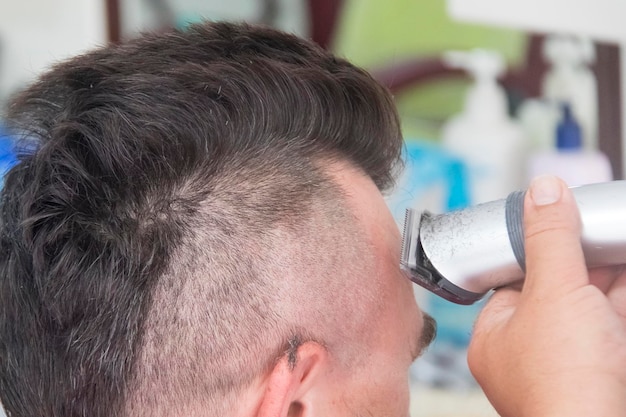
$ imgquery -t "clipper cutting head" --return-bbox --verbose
[400,208,482,305]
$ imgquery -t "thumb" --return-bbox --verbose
[522,175,588,298]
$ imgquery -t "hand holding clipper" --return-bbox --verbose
[400,180,626,304]
[467,175,626,416]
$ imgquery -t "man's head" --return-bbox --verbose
[0,22,434,416]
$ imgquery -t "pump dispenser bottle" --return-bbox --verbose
[526,103,612,186]
[542,35,598,151]
[441,49,526,204]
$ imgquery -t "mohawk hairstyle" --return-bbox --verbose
[0,21,402,417]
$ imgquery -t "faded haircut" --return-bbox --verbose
[0,21,402,417]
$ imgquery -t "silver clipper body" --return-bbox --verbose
[400,181,626,305]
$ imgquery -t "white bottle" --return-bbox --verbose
[517,98,561,152]
[526,103,612,186]
[441,49,527,204]
[542,35,598,151]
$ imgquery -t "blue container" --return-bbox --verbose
[0,125,18,189]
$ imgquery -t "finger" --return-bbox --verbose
[469,287,521,384]
[607,267,626,318]
[522,176,588,298]
[474,287,520,333]
[589,266,624,293]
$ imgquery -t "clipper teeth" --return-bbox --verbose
[400,208,415,266]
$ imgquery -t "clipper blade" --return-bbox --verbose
[400,208,417,270]
[400,208,481,305]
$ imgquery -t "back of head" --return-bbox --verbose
[0,22,402,416]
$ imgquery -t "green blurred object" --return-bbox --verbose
[333,0,527,138]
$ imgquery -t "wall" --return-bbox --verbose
[0,0,107,104]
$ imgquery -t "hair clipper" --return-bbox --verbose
[400,180,626,305]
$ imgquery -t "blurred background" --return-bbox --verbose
[1,1,624,416]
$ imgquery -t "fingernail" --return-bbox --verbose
[530,175,562,206]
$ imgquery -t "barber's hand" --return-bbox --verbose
[468,176,626,417]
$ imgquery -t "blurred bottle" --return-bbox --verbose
[542,35,598,151]
[526,103,612,186]
[441,49,527,204]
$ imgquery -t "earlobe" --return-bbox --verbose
[256,341,329,417]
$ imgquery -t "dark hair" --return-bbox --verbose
[0,21,402,416]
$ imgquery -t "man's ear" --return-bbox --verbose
[256,341,329,417]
